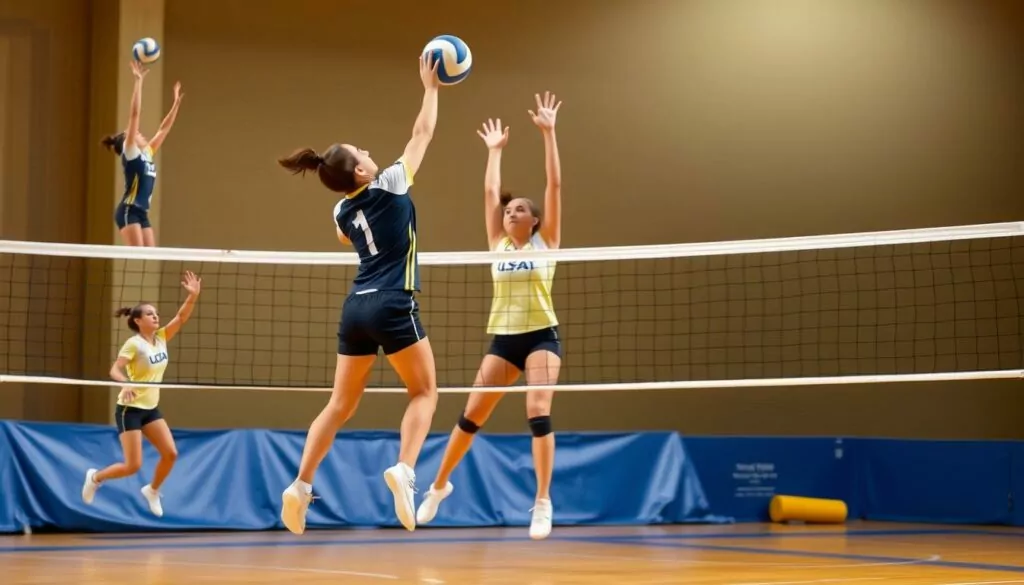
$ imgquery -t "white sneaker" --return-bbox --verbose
[383,463,417,531]
[415,481,453,525]
[81,469,100,505]
[529,498,553,540]
[141,485,163,517]
[281,482,314,535]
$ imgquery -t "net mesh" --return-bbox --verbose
[1,223,1023,392]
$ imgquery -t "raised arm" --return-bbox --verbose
[477,119,510,248]
[162,271,201,342]
[124,61,148,151]
[400,54,441,179]
[529,92,563,249]
[148,82,184,152]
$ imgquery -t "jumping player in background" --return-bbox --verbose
[417,92,564,539]
[81,271,201,518]
[101,60,184,247]
[277,54,442,534]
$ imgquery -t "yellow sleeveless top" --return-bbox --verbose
[486,233,558,335]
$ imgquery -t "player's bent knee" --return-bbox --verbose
[528,415,553,438]
[457,413,482,434]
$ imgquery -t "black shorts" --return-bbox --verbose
[487,326,561,372]
[337,290,426,356]
[115,404,164,434]
[115,202,151,229]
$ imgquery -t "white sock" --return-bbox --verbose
[296,479,312,494]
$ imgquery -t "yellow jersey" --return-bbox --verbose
[115,327,169,410]
[486,233,559,336]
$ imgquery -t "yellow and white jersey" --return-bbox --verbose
[486,233,559,336]
[115,327,169,410]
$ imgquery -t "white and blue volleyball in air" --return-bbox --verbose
[132,37,161,64]
[422,35,472,85]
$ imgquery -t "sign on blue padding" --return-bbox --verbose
[683,437,857,522]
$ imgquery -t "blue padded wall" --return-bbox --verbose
[1,421,1021,533]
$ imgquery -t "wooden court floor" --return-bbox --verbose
[2,521,1023,584]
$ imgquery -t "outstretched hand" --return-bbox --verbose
[477,118,509,150]
[181,270,201,296]
[529,91,561,131]
[130,60,149,81]
[419,52,440,89]
[173,81,184,103]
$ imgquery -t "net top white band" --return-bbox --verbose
[1,370,1021,394]
[0,221,1021,265]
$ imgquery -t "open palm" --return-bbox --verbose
[528,91,561,130]
[477,118,509,149]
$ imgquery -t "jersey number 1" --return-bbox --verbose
[352,210,379,256]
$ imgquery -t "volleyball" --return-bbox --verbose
[132,37,161,64]
[422,35,472,85]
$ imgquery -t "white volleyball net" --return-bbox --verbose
[1,221,1023,394]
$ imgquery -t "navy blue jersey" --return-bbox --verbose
[334,158,419,294]
[121,144,158,210]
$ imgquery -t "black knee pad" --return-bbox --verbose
[457,414,481,434]
[528,415,552,438]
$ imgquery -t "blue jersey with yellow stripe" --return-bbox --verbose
[121,144,157,210]
[333,158,419,294]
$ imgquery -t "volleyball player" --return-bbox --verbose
[276,54,442,534]
[81,271,201,517]
[101,60,184,247]
[416,92,563,540]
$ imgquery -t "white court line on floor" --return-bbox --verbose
[9,553,399,580]
[519,547,941,569]
[732,578,887,585]
[935,581,1024,585]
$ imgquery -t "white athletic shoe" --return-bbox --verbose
[415,481,454,525]
[141,485,163,517]
[383,463,418,531]
[529,498,553,540]
[281,482,314,535]
[81,469,100,505]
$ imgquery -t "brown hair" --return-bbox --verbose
[278,144,359,193]
[101,132,126,156]
[499,191,542,234]
[114,304,148,333]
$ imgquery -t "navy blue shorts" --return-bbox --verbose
[338,290,426,356]
[115,404,164,434]
[487,326,561,372]
[115,202,151,229]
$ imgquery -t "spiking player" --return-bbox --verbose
[101,60,184,247]
[276,54,443,534]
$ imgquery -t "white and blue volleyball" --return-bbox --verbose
[422,35,472,85]
[132,37,161,64]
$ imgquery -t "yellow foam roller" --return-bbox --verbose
[769,495,848,524]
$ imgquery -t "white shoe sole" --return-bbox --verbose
[280,491,306,535]
[81,471,96,505]
[384,470,416,531]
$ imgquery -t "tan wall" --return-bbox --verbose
[0,0,92,422]
[1,0,1023,438]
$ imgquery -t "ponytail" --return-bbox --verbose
[278,144,360,193]
[278,148,324,175]
[114,305,142,332]
[101,132,126,156]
